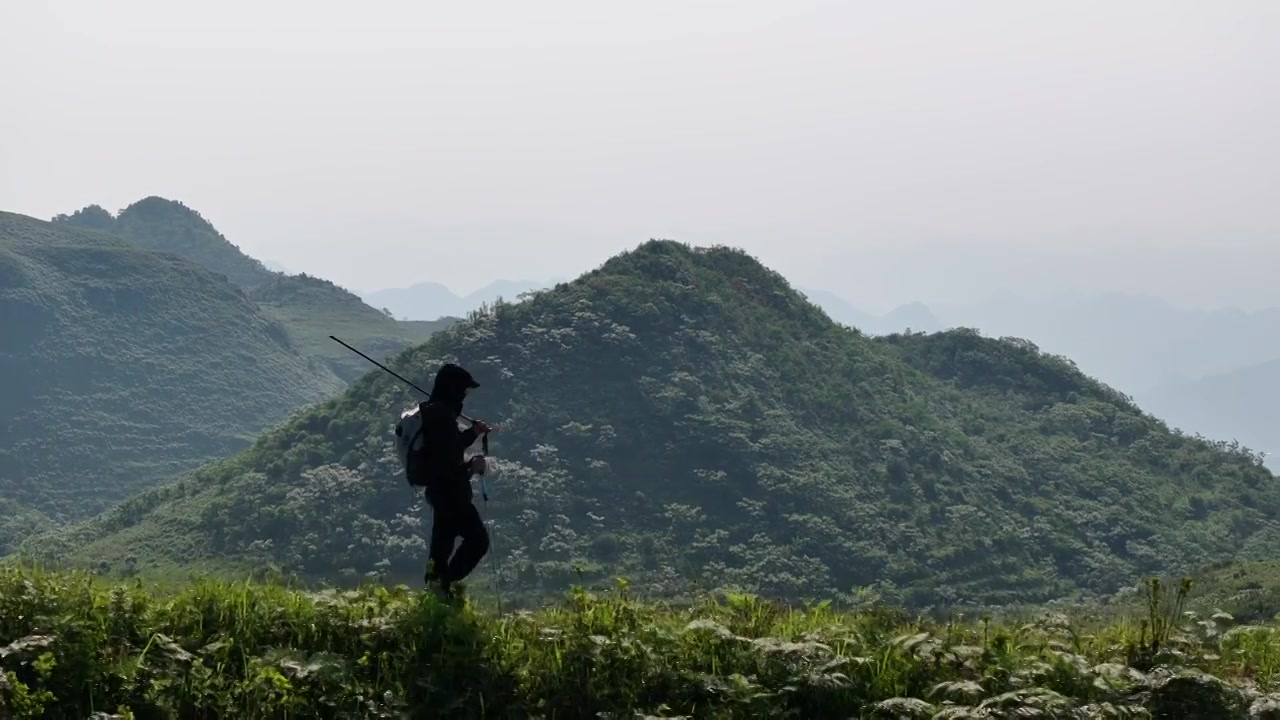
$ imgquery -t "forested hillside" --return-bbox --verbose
[54,198,276,289]
[53,197,457,383]
[248,273,454,383]
[0,211,343,527]
[0,500,54,560]
[24,240,1277,608]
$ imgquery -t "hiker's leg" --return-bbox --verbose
[426,499,459,585]
[445,501,490,583]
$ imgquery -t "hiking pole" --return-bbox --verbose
[486,500,504,616]
[477,440,504,616]
[329,335,429,395]
[479,432,490,500]
[328,335,483,424]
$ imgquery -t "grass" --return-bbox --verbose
[5,566,1280,718]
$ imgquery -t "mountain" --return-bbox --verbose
[796,287,880,331]
[0,498,55,558]
[798,289,943,336]
[838,292,1280,464]
[51,197,457,384]
[881,301,943,335]
[361,278,553,321]
[247,273,454,383]
[53,198,277,289]
[931,293,1280,396]
[23,240,1277,607]
[1137,357,1280,470]
[0,210,345,525]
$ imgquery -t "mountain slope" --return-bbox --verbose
[932,293,1280,396]
[797,287,880,332]
[247,273,455,383]
[26,241,1278,606]
[53,197,456,384]
[1137,357,1280,470]
[54,198,277,289]
[361,279,551,321]
[798,289,943,336]
[0,211,344,522]
[0,499,55,557]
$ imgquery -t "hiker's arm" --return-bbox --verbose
[456,425,478,452]
[420,412,475,478]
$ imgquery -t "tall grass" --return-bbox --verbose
[4,566,1280,718]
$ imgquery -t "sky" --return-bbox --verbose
[2,0,1276,311]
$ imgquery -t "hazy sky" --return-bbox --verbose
[2,1,1276,311]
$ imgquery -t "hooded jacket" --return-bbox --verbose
[415,363,482,500]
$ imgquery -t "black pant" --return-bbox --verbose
[425,492,489,586]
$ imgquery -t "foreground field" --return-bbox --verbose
[4,567,1280,718]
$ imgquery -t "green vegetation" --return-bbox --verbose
[21,240,1277,610]
[0,199,457,536]
[0,500,55,560]
[248,272,455,383]
[52,197,459,385]
[0,211,344,524]
[1178,560,1280,626]
[53,198,276,289]
[6,565,1280,718]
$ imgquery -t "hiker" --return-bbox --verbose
[415,362,492,597]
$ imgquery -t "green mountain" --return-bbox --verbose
[53,198,276,289]
[932,293,1280,396]
[0,211,344,527]
[24,240,1278,607]
[0,499,55,559]
[53,197,457,384]
[247,272,454,383]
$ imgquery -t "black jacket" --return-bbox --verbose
[416,363,481,501]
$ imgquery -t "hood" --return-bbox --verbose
[428,362,480,409]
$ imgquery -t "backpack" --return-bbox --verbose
[394,405,430,487]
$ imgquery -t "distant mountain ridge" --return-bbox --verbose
[54,198,277,289]
[1138,358,1280,469]
[797,288,945,336]
[360,279,559,321]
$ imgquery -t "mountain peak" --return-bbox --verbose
[0,212,344,526]
[53,196,276,289]
[590,240,801,303]
[50,204,115,232]
[116,196,223,235]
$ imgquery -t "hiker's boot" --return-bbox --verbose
[426,577,454,601]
